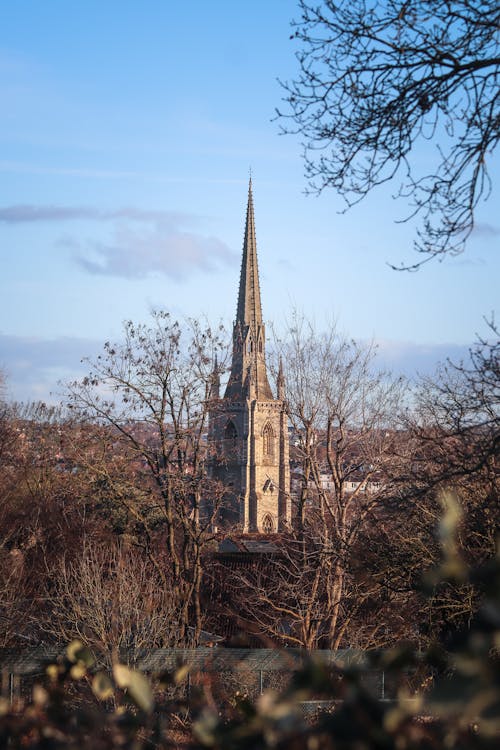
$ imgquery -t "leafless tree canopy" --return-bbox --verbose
[47,542,180,665]
[279,0,500,267]
[235,316,410,650]
[66,311,229,644]
[413,320,499,486]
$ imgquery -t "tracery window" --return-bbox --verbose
[262,513,274,534]
[262,422,274,458]
[224,421,237,444]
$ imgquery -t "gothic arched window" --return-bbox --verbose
[262,513,274,534]
[224,421,237,444]
[262,422,274,458]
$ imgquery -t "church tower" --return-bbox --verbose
[209,180,290,533]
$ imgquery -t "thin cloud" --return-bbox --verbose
[0,204,191,224]
[0,203,237,279]
[74,224,235,280]
[472,222,500,238]
[1,332,476,405]
[0,332,103,404]
[375,339,471,379]
[277,257,296,271]
[0,162,255,184]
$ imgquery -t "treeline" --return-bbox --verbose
[0,313,498,747]
[206,317,498,651]
[1,313,497,664]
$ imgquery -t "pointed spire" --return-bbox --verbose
[224,179,273,401]
[209,354,220,400]
[277,356,285,400]
[236,178,263,330]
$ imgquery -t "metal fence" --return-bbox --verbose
[0,647,391,705]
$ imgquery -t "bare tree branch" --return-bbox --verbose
[278,0,500,267]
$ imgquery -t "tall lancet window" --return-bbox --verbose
[262,422,275,459]
[225,421,237,443]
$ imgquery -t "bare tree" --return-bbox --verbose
[279,1,500,267]
[285,319,408,648]
[217,528,407,651]
[0,396,104,647]
[364,322,500,643]
[66,311,228,644]
[413,320,499,484]
[401,324,498,632]
[47,542,180,665]
[223,317,407,650]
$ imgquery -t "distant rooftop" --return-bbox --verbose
[218,536,280,554]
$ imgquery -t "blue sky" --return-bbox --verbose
[1,1,498,402]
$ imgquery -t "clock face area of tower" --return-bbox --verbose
[207,181,290,534]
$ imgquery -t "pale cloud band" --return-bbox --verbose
[0,333,103,404]
[74,228,234,280]
[0,332,471,405]
[0,205,190,224]
[375,339,470,378]
[0,204,237,280]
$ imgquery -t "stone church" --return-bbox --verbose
[208,180,290,533]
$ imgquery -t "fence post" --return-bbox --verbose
[1,668,8,699]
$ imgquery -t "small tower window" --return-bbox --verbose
[224,421,237,444]
[258,339,263,353]
[262,513,274,534]
[262,422,274,458]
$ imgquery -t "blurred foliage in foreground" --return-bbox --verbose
[1,497,499,749]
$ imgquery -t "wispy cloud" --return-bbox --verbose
[75,225,234,280]
[276,257,295,272]
[0,161,253,183]
[0,332,475,405]
[0,332,103,404]
[0,204,190,224]
[375,339,471,379]
[0,203,237,280]
[472,222,500,238]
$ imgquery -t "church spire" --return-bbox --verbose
[235,178,263,331]
[224,179,273,401]
[207,177,291,534]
